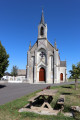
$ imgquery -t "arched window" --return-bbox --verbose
[40,26,44,36]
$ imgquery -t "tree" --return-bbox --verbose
[0,41,9,79]
[11,66,18,77]
[69,62,80,90]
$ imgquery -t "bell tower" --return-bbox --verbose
[38,10,47,39]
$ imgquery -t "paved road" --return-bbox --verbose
[0,81,76,105]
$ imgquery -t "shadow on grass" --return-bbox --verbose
[61,86,72,89]
[54,102,61,110]
[61,93,72,95]
[0,85,6,89]
[63,105,71,112]
[70,84,75,85]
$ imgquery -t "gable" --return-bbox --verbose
[30,39,55,54]
[30,42,37,53]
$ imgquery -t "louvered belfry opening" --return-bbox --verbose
[40,27,44,36]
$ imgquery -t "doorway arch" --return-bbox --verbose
[39,67,45,81]
[60,73,63,81]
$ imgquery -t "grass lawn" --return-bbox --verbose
[0,84,80,120]
[68,79,80,82]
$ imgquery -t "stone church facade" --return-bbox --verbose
[26,10,67,84]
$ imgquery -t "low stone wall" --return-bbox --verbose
[8,76,26,83]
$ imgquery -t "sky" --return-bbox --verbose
[0,0,80,77]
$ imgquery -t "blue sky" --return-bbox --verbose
[0,0,80,77]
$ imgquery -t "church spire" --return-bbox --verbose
[40,9,45,24]
[38,9,47,39]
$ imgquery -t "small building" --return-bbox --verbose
[26,10,67,84]
[8,69,26,83]
[17,69,26,76]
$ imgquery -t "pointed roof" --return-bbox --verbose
[40,9,45,24]
[60,61,66,67]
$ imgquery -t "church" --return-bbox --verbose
[26,10,67,84]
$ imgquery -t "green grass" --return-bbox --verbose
[68,79,80,82]
[0,84,80,120]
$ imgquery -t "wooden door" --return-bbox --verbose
[60,73,63,81]
[39,68,45,81]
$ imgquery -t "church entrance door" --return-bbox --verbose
[39,68,45,81]
[60,73,63,81]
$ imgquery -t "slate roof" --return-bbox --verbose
[60,61,66,67]
[17,69,26,76]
